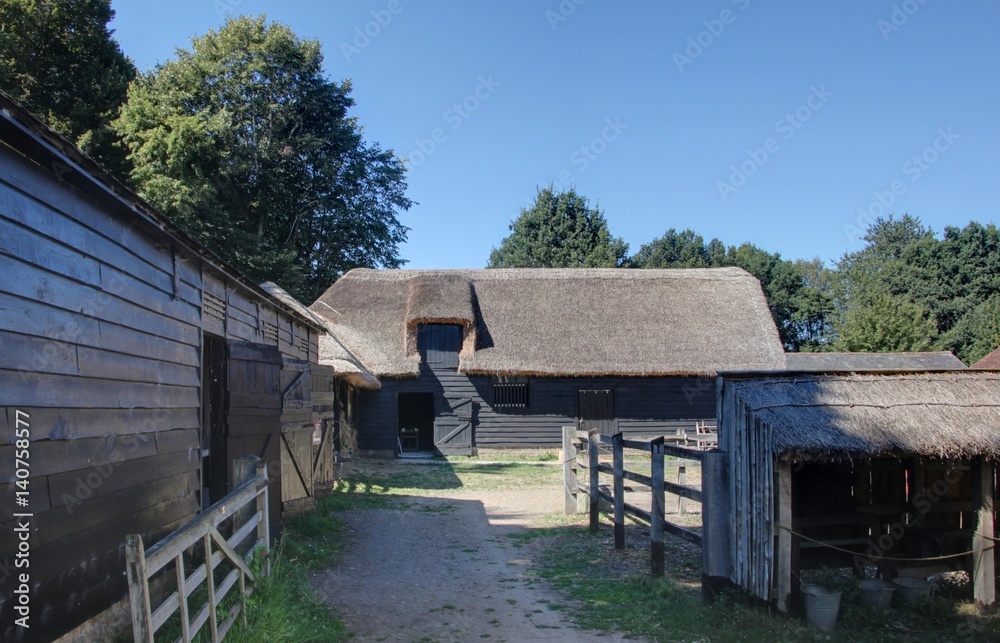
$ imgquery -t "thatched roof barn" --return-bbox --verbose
[311,267,786,377]
[972,346,1000,369]
[711,371,1000,612]
[784,351,968,372]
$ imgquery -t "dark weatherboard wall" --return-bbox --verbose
[0,99,321,641]
[357,362,716,452]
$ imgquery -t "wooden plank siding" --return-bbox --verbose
[357,366,716,451]
[0,112,321,640]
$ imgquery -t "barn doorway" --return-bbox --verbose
[201,333,228,508]
[397,393,435,455]
[578,389,616,435]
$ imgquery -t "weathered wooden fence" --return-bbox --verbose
[125,455,271,642]
[563,427,709,576]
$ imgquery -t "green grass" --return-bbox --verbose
[532,524,1000,642]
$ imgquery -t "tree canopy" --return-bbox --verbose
[0,0,136,175]
[114,16,411,302]
[488,187,628,268]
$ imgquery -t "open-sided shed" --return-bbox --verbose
[710,371,1000,612]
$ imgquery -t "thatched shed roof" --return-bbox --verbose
[726,372,1000,459]
[309,268,785,378]
[972,347,1000,369]
[784,351,967,372]
[261,282,380,389]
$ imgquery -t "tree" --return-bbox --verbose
[0,0,136,176]
[834,293,938,352]
[114,17,410,302]
[488,187,627,268]
[630,228,711,268]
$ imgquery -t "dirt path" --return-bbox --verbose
[310,483,629,642]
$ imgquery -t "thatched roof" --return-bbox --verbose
[784,351,967,372]
[726,372,1000,459]
[309,268,785,378]
[972,346,1000,369]
[260,282,380,389]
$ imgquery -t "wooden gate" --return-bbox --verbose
[434,397,474,455]
[226,341,282,524]
[578,389,616,435]
[311,365,337,496]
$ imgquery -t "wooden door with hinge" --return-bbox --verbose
[226,340,282,523]
[434,397,474,455]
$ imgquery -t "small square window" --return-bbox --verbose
[493,376,529,408]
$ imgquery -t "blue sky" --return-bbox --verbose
[109,1,1000,270]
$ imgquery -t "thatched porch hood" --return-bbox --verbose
[309,267,786,378]
[722,372,1000,460]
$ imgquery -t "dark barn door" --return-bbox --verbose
[434,397,474,456]
[578,389,616,435]
[226,341,282,523]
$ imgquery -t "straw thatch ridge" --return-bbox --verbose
[261,282,380,389]
[784,351,968,372]
[972,346,1000,369]
[310,267,786,378]
[728,372,1000,459]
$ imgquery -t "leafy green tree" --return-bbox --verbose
[631,229,712,268]
[114,16,410,302]
[0,0,136,176]
[943,294,1000,364]
[488,187,627,268]
[834,293,938,352]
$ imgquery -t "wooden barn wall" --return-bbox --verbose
[356,366,716,451]
[0,144,202,640]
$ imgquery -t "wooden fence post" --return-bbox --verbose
[233,455,260,553]
[701,450,731,601]
[562,426,578,514]
[125,535,153,643]
[650,437,665,577]
[677,464,687,515]
[588,429,600,533]
[257,458,271,576]
[613,433,625,549]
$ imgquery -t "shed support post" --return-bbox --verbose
[562,426,580,514]
[702,450,731,601]
[776,460,794,613]
[233,455,260,552]
[588,429,600,532]
[973,458,996,610]
[613,433,625,550]
[650,437,666,577]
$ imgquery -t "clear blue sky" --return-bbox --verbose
[109,1,1000,270]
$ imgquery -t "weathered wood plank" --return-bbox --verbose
[0,432,159,480]
[47,450,199,507]
[6,406,199,442]
[0,214,102,285]
[0,331,79,375]
[776,460,794,613]
[77,347,197,387]
[99,263,201,327]
[0,369,199,410]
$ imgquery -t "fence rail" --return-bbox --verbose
[564,427,709,575]
[126,455,270,643]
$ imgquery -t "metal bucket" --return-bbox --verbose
[893,577,932,606]
[801,584,841,631]
[858,579,895,610]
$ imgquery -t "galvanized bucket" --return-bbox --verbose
[801,584,841,631]
[893,577,932,606]
[858,579,895,610]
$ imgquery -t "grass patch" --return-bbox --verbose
[533,524,1000,642]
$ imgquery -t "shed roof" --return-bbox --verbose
[725,372,1000,459]
[972,346,1000,369]
[310,267,786,378]
[261,282,380,389]
[784,351,967,372]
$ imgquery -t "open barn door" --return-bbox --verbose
[434,397,474,456]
